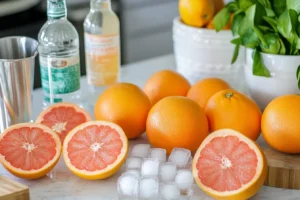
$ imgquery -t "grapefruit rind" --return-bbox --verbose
[63,121,128,180]
[0,123,61,180]
[192,129,267,200]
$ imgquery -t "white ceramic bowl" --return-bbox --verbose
[172,17,245,91]
[245,48,300,110]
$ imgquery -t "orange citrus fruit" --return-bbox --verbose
[187,77,231,108]
[179,0,215,27]
[63,121,128,180]
[0,123,61,179]
[146,96,208,154]
[262,94,300,153]
[193,129,267,200]
[95,83,151,139]
[212,0,225,14]
[205,89,261,141]
[36,102,92,144]
[143,70,190,105]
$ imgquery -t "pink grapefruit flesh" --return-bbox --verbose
[0,123,61,179]
[63,121,128,180]
[197,135,258,191]
[36,103,92,144]
[192,129,267,200]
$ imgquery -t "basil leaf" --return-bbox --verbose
[260,33,281,54]
[266,8,276,17]
[232,13,245,36]
[238,0,255,11]
[257,0,272,9]
[278,36,287,54]
[252,49,271,77]
[297,65,300,89]
[296,38,300,49]
[213,7,231,32]
[287,0,300,14]
[227,2,239,12]
[246,3,266,26]
[231,38,241,64]
[253,25,268,47]
[239,17,260,48]
[263,16,278,32]
[231,38,242,45]
[278,10,290,39]
[278,9,298,44]
[258,25,273,32]
[270,0,286,17]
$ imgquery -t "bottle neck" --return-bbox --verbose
[47,0,67,20]
[91,0,112,11]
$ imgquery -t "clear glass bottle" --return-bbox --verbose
[84,0,120,100]
[38,0,82,108]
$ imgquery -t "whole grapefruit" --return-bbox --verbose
[146,96,209,154]
[262,94,300,153]
[94,83,151,139]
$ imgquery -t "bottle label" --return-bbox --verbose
[40,56,81,94]
[47,0,66,18]
[84,33,120,86]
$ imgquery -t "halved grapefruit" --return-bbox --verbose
[36,102,92,144]
[192,129,267,200]
[0,123,61,179]
[63,121,128,180]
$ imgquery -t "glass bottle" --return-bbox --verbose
[84,0,121,100]
[38,0,82,108]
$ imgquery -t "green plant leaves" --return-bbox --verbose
[232,13,245,36]
[278,9,299,54]
[252,49,271,77]
[213,0,300,83]
[213,2,238,32]
[231,38,242,64]
[297,65,300,89]
[263,16,278,32]
[260,33,283,54]
[238,17,260,48]
[287,0,300,13]
[271,0,286,17]
[246,3,266,26]
[213,7,231,32]
[257,0,272,9]
[238,0,254,11]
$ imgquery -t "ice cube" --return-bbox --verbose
[117,172,139,197]
[126,157,143,169]
[161,182,180,200]
[175,169,194,190]
[168,148,191,168]
[141,158,160,176]
[126,169,141,177]
[139,176,159,199]
[150,148,167,163]
[159,162,177,182]
[131,144,150,158]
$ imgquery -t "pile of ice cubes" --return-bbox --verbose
[117,144,194,200]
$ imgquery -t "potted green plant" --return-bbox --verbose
[213,0,300,109]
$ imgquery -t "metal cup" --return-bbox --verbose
[0,36,38,133]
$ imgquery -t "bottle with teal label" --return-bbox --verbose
[38,0,82,108]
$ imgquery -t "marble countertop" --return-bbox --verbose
[1,54,300,200]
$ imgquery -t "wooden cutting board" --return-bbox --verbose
[0,176,29,200]
[262,145,300,189]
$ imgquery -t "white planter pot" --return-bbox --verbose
[245,48,300,110]
[172,17,245,91]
